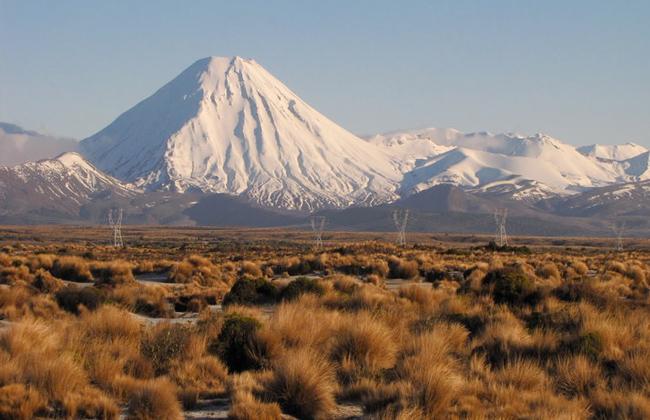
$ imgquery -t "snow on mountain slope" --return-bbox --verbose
[577,143,647,161]
[365,128,456,172]
[617,151,650,179]
[375,129,621,199]
[554,179,650,217]
[81,56,400,210]
[0,122,78,166]
[400,147,571,196]
[0,152,136,208]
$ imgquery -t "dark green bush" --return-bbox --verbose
[485,241,532,254]
[280,277,324,301]
[423,268,445,283]
[50,256,93,282]
[287,260,312,276]
[223,278,279,306]
[55,285,104,314]
[209,313,262,373]
[483,267,535,305]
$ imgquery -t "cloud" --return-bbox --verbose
[0,123,79,166]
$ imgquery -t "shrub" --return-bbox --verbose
[483,267,535,305]
[388,257,419,279]
[572,261,589,276]
[264,348,337,419]
[240,261,263,278]
[126,378,182,420]
[398,333,459,417]
[50,256,93,282]
[31,269,64,293]
[555,279,615,307]
[330,315,397,382]
[229,390,282,420]
[223,278,279,306]
[110,285,173,318]
[607,261,626,274]
[280,277,324,301]
[209,313,262,373]
[627,265,646,285]
[93,260,135,287]
[55,285,104,314]
[0,265,32,285]
[141,323,191,375]
[62,388,120,419]
[168,356,228,408]
[554,354,601,396]
[80,305,142,343]
[536,262,560,280]
[398,284,439,310]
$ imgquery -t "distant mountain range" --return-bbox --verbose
[0,56,648,235]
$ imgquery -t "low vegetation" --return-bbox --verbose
[0,227,649,418]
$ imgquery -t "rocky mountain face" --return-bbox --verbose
[0,153,136,222]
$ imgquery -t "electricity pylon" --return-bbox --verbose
[393,208,409,247]
[611,221,625,252]
[108,208,124,248]
[494,208,508,247]
[310,215,326,250]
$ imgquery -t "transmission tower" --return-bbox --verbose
[108,208,124,248]
[611,221,625,252]
[393,208,409,247]
[310,215,326,250]
[494,208,508,247]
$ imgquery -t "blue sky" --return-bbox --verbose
[1,1,649,146]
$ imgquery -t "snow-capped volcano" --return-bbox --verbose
[81,56,400,210]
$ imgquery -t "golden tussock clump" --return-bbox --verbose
[240,261,263,279]
[228,372,282,420]
[93,260,135,287]
[388,256,419,279]
[125,377,183,420]
[263,347,337,419]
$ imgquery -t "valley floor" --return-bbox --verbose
[0,227,649,419]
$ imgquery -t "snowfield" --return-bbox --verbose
[71,56,650,210]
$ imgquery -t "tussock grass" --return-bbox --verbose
[264,347,337,419]
[2,232,650,418]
